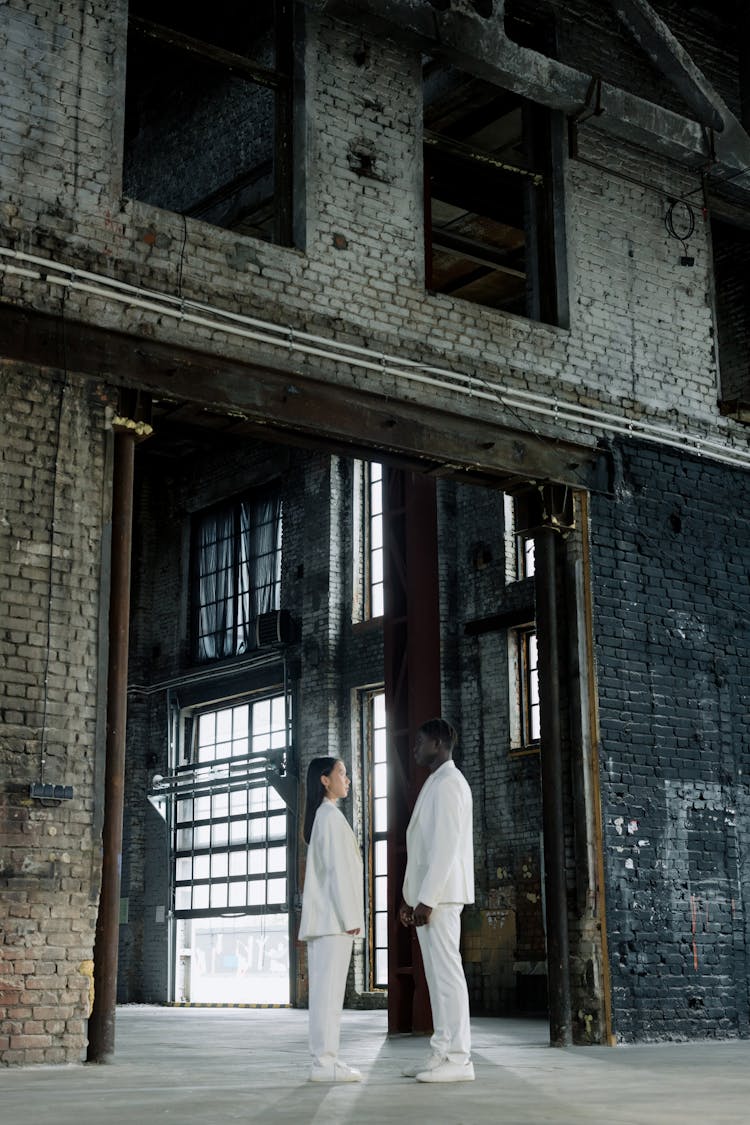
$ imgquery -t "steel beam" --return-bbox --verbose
[383,469,441,1034]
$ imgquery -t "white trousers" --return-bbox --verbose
[416,904,471,1065]
[306,933,354,1068]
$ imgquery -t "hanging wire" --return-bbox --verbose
[38,296,69,783]
[664,198,696,243]
[468,369,598,493]
[664,197,697,263]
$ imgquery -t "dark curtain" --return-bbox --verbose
[197,493,282,662]
[197,508,235,661]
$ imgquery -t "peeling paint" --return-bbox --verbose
[79,959,95,1015]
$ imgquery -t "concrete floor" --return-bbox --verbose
[2,1006,750,1125]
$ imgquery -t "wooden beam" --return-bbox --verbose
[129,16,288,90]
[0,301,599,489]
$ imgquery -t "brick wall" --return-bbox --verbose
[1,3,748,463]
[0,367,108,1063]
[437,481,548,1015]
[591,437,750,1041]
[3,0,750,1060]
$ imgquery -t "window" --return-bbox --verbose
[510,625,540,752]
[362,689,388,989]
[504,494,536,581]
[354,461,385,621]
[172,693,291,917]
[162,689,293,1004]
[712,217,750,416]
[193,492,282,662]
[123,0,294,244]
[423,62,559,322]
[519,537,536,580]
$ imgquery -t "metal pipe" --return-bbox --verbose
[534,525,572,1047]
[2,245,750,468]
[87,428,136,1062]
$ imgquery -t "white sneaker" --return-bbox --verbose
[309,1061,362,1083]
[401,1052,444,1078]
[416,1059,475,1083]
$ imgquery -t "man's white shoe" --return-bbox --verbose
[401,1052,444,1078]
[309,1061,362,1083]
[416,1059,475,1083]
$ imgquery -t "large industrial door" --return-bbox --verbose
[152,690,295,1004]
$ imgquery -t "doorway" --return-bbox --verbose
[155,690,294,1005]
[117,404,604,1040]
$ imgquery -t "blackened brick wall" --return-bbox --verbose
[437,480,545,1015]
[590,437,750,1042]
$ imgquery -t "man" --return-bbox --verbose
[399,717,475,1083]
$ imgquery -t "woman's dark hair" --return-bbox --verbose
[303,756,338,844]
[418,717,458,752]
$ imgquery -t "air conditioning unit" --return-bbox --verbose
[255,609,294,647]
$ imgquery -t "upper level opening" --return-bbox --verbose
[123,0,295,245]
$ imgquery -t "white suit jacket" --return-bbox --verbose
[403,759,474,909]
[299,800,364,940]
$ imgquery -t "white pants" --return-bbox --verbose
[306,933,354,1068]
[416,904,471,1065]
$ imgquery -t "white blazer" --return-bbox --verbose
[299,800,364,940]
[403,759,474,909]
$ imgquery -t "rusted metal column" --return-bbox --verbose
[383,468,441,1034]
[534,525,573,1047]
[87,427,136,1062]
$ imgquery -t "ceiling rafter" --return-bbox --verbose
[608,0,750,179]
[307,0,750,192]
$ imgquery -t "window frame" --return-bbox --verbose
[509,623,540,755]
[710,212,750,418]
[423,68,563,324]
[353,461,385,623]
[190,488,282,664]
[360,687,388,991]
[124,0,295,246]
[504,494,536,582]
[170,688,293,920]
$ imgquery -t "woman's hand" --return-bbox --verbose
[346,927,361,935]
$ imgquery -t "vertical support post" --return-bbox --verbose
[534,525,573,1046]
[739,4,750,134]
[274,0,294,247]
[88,428,136,1062]
[383,469,441,1034]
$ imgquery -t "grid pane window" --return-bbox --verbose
[354,461,385,622]
[521,538,536,579]
[194,493,282,663]
[172,692,291,917]
[517,627,540,748]
[363,689,388,988]
[369,463,384,618]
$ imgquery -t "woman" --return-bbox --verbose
[299,756,364,1083]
